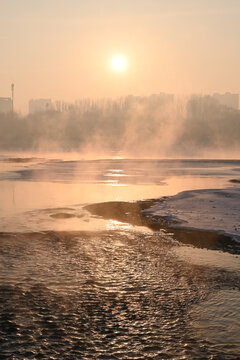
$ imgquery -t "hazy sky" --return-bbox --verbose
[1,0,240,113]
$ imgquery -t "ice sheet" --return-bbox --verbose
[143,187,240,240]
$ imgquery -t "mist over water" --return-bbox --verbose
[1,95,240,158]
[1,102,240,358]
[2,0,240,357]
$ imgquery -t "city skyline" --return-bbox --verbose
[0,82,239,115]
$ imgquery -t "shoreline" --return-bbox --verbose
[85,187,240,254]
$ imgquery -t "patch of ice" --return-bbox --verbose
[143,188,240,241]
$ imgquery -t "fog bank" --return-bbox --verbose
[1,95,240,158]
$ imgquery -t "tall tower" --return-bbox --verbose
[11,83,14,112]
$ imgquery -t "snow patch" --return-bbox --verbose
[143,188,240,241]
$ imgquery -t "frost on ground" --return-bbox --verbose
[143,187,240,241]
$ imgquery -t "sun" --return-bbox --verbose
[111,55,127,71]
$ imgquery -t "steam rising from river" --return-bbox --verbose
[1,95,240,158]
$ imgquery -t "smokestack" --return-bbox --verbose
[11,83,14,112]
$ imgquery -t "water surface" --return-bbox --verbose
[0,156,239,359]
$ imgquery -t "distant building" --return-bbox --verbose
[0,97,12,113]
[149,93,174,105]
[124,93,174,108]
[29,99,52,114]
[213,92,239,110]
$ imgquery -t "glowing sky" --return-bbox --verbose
[1,0,240,112]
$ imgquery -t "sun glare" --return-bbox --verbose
[111,55,127,71]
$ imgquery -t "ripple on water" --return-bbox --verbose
[190,290,240,358]
[0,230,239,359]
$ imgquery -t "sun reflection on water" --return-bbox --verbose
[106,219,132,231]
